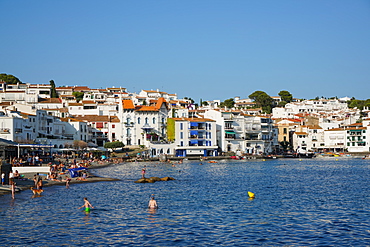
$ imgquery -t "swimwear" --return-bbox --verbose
[85,207,91,212]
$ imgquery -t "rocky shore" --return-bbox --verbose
[0,162,119,197]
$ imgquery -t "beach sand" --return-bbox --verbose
[0,162,119,197]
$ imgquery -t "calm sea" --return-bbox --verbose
[1,158,370,246]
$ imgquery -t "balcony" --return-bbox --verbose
[0,128,10,134]
[124,122,134,127]
[189,135,205,139]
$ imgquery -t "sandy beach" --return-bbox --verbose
[0,161,119,197]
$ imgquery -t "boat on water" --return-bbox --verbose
[283,150,315,158]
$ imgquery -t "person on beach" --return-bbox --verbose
[141,166,146,179]
[148,195,158,209]
[1,172,5,185]
[9,170,14,185]
[13,170,20,179]
[78,197,94,212]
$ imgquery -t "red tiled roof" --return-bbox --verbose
[122,100,135,110]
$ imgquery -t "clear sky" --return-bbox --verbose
[1,0,369,102]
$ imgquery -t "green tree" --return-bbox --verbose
[278,90,293,103]
[249,91,273,113]
[220,98,235,109]
[0,73,22,84]
[348,98,370,110]
[49,80,59,98]
[104,141,125,151]
[73,91,84,102]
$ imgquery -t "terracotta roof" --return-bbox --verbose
[60,117,85,122]
[143,90,167,94]
[325,128,345,131]
[307,125,322,129]
[72,115,120,123]
[135,97,168,112]
[73,86,91,91]
[346,122,362,127]
[122,100,135,110]
[68,103,83,106]
[38,98,62,103]
[294,132,308,135]
[81,100,96,105]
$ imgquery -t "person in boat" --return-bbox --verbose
[148,195,158,209]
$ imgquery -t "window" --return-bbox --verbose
[153,117,156,124]
[112,124,115,128]
[180,141,183,146]
[283,128,287,134]
[145,117,148,124]
[180,132,183,139]
[96,122,103,128]
[138,117,141,124]
[180,123,183,130]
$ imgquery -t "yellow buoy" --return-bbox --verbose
[248,191,255,198]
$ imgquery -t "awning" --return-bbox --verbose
[225,131,236,134]
[190,140,198,144]
[190,130,198,135]
[190,122,198,127]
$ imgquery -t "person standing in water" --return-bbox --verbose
[148,195,158,209]
[141,166,146,179]
[78,197,94,212]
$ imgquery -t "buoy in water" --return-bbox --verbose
[248,191,255,198]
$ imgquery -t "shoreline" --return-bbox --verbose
[0,162,119,197]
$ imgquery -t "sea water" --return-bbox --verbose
[1,158,370,246]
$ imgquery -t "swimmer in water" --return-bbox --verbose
[78,197,94,212]
[148,195,158,209]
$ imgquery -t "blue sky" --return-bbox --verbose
[1,0,369,102]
